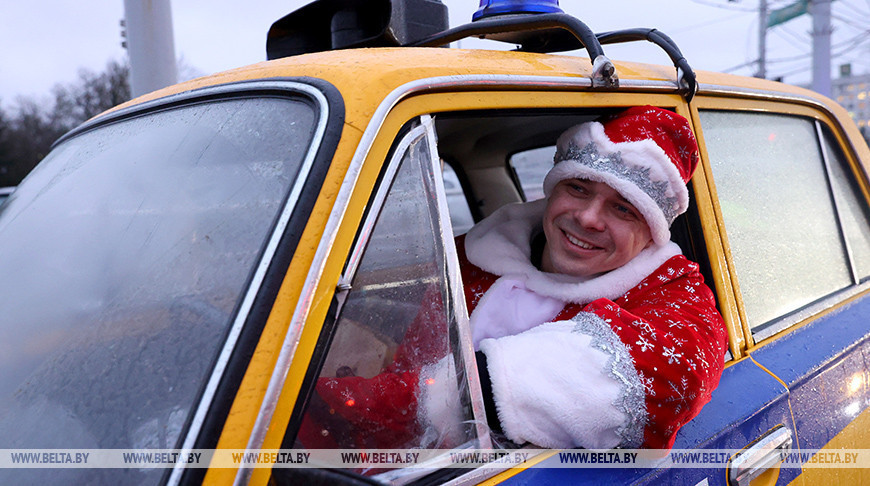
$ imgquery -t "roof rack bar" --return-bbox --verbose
[596,28,697,102]
[406,13,617,88]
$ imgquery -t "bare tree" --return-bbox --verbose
[53,59,131,126]
[0,59,131,187]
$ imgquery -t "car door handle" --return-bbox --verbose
[728,425,793,486]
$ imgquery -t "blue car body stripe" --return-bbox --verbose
[503,293,870,484]
[503,354,794,485]
[750,293,870,450]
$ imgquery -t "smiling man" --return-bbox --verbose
[541,178,654,277]
[461,106,727,450]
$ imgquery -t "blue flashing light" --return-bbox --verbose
[472,0,563,21]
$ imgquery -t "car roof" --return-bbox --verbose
[101,46,836,120]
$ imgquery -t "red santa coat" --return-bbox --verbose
[462,199,727,450]
[300,200,726,451]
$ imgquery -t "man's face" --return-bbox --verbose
[541,178,653,277]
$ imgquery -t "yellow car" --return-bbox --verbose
[2,1,869,485]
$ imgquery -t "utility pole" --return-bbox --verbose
[122,0,178,98]
[809,0,833,96]
[765,0,834,93]
[757,0,768,78]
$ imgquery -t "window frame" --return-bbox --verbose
[816,120,865,285]
[338,118,485,438]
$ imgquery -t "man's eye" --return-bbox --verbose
[615,205,637,219]
[568,184,587,194]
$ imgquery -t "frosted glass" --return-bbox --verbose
[701,111,851,329]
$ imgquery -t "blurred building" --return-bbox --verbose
[831,64,870,142]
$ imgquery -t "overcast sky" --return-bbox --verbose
[3,0,870,110]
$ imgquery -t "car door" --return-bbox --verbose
[695,97,870,485]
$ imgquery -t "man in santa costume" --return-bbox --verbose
[303,106,726,452]
[462,105,727,450]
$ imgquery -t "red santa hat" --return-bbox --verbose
[542,106,699,245]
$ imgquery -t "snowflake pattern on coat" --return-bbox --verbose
[458,235,727,450]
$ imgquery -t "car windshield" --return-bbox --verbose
[0,94,317,483]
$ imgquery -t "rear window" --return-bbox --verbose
[0,94,317,483]
[700,110,870,337]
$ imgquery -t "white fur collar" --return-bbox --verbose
[464,199,681,304]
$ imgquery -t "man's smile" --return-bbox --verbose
[563,230,600,251]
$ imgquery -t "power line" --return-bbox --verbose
[832,30,870,55]
[776,64,811,78]
[766,33,870,64]
[687,0,756,12]
[763,31,870,80]
[837,0,870,19]
[832,13,870,31]
[839,57,870,71]
[772,24,811,46]
[723,58,759,73]
[766,50,817,65]
[693,0,870,81]
[670,11,751,34]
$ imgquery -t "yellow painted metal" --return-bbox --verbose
[199,122,365,485]
[686,105,746,359]
[97,45,817,126]
[788,407,870,486]
[476,450,560,485]
[242,96,410,486]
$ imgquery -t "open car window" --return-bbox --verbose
[509,145,555,202]
[442,163,475,235]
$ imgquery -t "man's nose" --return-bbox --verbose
[575,199,606,231]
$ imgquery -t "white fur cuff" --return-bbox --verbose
[479,321,629,449]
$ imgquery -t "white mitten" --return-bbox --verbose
[479,318,634,449]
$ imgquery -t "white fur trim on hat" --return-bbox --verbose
[543,121,690,245]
